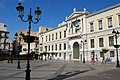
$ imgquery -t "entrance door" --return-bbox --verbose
[73,42,79,59]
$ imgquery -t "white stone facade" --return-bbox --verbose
[39,4,120,62]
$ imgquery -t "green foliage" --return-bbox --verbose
[102,48,109,53]
[23,35,36,43]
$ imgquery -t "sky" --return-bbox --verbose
[0,0,120,40]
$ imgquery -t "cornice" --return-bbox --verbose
[87,3,120,18]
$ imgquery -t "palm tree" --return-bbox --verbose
[101,48,109,63]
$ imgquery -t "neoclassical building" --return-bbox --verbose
[39,3,120,62]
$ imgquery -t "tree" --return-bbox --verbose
[102,48,109,53]
[101,48,109,63]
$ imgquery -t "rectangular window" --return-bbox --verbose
[90,39,94,48]
[55,44,57,50]
[60,32,61,39]
[109,36,114,46]
[64,31,66,38]
[99,37,104,47]
[98,20,102,30]
[52,34,54,40]
[90,22,94,32]
[55,53,57,57]
[64,43,66,50]
[59,53,61,57]
[110,51,114,57]
[59,44,61,50]
[56,33,57,39]
[48,45,50,51]
[49,35,50,41]
[108,17,112,28]
[52,45,54,51]
[75,26,80,33]
[45,46,47,51]
[64,53,66,59]
[46,36,47,42]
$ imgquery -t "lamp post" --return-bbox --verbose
[81,40,87,63]
[16,3,41,80]
[112,29,120,68]
[7,43,10,63]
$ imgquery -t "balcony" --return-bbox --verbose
[68,32,82,39]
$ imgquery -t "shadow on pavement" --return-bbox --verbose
[48,70,89,80]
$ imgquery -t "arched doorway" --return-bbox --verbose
[73,42,79,59]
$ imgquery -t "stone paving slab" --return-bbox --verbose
[0,60,118,80]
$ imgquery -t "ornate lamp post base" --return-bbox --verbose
[25,65,31,80]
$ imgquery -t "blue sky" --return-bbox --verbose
[0,0,120,40]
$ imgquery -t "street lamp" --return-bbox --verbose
[7,43,10,63]
[15,32,23,69]
[112,29,120,68]
[16,3,41,80]
[81,40,87,63]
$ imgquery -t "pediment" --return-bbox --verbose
[67,12,84,21]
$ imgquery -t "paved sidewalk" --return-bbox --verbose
[0,60,119,80]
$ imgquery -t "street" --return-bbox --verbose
[0,60,119,80]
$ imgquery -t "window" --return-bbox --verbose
[59,44,61,50]
[90,22,94,32]
[90,39,94,48]
[56,33,57,39]
[99,37,104,47]
[55,53,57,57]
[98,20,102,30]
[49,35,50,41]
[55,44,57,50]
[75,26,80,33]
[52,34,54,40]
[64,43,66,50]
[64,53,66,59]
[46,36,47,42]
[48,45,50,51]
[118,15,120,26]
[64,31,66,38]
[109,36,114,46]
[42,37,43,42]
[110,51,114,57]
[60,32,62,39]
[59,53,61,57]
[108,17,112,28]
[45,46,47,51]
[52,45,54,51]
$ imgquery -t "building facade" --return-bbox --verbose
[0,23,9,53]
[39,4,120,62]
[15,30,39,55]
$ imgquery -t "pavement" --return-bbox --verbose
[0,60,119,80]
